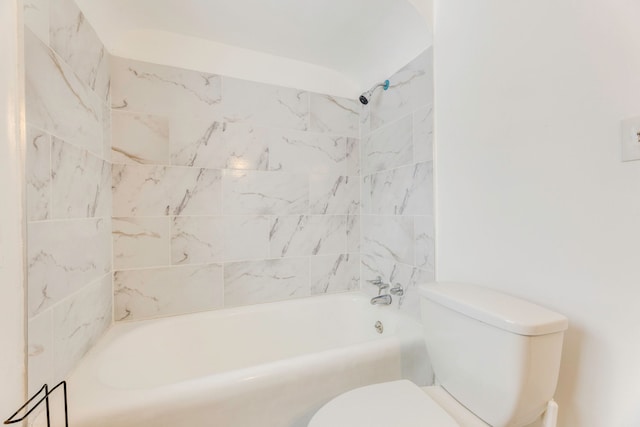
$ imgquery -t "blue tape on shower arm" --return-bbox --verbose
[383,80,390,90]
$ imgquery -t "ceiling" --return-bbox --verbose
[76,0,432,98]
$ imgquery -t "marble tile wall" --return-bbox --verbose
[360,48,435,318]
[23,0,112,397]
[111,57,361,321]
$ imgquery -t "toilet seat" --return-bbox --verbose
[308,380,461,427]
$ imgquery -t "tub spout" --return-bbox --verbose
[370,294,392,305]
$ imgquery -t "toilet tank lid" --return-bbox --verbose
[419,282,568,336]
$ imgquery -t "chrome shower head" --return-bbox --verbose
[359,79,390,105]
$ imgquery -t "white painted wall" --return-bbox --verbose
[75,0,431,99]
[0,0,26,420]
[435,1,640,426]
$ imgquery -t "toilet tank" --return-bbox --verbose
[419,283,568,427]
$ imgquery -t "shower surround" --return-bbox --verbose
[22,0,434,407]
[24,0,112,397]
[359,50,435,317]
[110,57,361,321]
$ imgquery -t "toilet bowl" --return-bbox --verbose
[308,282,568,427]
[308,380,490,427]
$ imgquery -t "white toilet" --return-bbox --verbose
[308,282,569,427]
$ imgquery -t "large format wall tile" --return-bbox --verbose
[27,310,53,395]
[413,104,434,163]
[113,217,171,270]
[361,215,414,265]
[223,216,270,262]
[310,254,360,295]
[111,57,222,119]
[369,49,434,131]
[53,274,112,380]
[223,77,309,130]
[309,93,359,137]
[112,165,222,216]
[51,138,111,218]
[269,215,347,258]
[223,170,308,215]
[415,215,435,271]
[171,121,269,170]
[26,126,51,221]
[25,29,103,156]
[171,216,225,265]
[24,1,113,401]
[364,162,433,216]
[50,0,110,103]
[224,258,310,307]
[111,111,170,165]
[362,115,413,175]
[359,47,434,319]
[23,0,49,45]
[28,218,111,317]
[310,175,359,215]
[268,130,347,175]
[109,56,365,319]
[114,264,224,321]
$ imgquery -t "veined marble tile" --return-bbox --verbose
[113,217,171,270]
[223,77,309,130]
[310,254,360,295]
[370,48,433,131]
[360,103,371,137]
[111,57,222,119]
[169,117,222,167]
[268,130,347,175]
[362,114,413,175]
[414,104,434,163]
[361,215,414,265]
[24,0,49,45]
[28,218,111,317]
[111,110,170,165]
[360,253,416,300]
[25,29,103,156]
[222,170,308,215]
[171,121,269,171]
[223,216,270,262]
[224,258,309,307]
[114,264,223,321]
[415,215,435,271]
[310,175,359,215]
[53,273,112,380]
[361,175,372,215]
[112,165,222,216]
[102,101,111,162]
[347,214,360,253]
[367,162,433,216]
[171,216,224,265]
[346,138,360,176]
[269,215,347,258]
[50,0,110,103]
[360,253,432,318]
[309,93,359,137]
[51,138,111,219]
[27,309,53,396]
[26,126,51,221]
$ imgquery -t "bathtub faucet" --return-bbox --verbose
[367,276,390,295]
[370,294,392,305]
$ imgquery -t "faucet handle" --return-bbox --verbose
[367,276,389,294]
[390,283,404,296]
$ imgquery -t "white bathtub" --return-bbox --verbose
[65,292,430,427]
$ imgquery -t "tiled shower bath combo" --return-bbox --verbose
[22,0,434,424]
